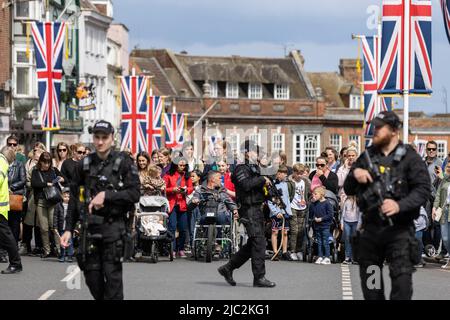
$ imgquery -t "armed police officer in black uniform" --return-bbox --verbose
[218,140,275,288]
[60,120,140,300]
[344,111,431,300]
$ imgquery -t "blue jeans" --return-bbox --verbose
[441,222,450,254]
[316,228,330,258]
[188,207,201,247]
[344,221,358,260]
[415,230,424,262]
[59,230,74,257]
[168,206,188,252]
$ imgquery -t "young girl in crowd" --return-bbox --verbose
[144,165,166,196]
[309,186,333,265]
[340,195,361,264]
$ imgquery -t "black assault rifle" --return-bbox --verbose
[362,151,394,226]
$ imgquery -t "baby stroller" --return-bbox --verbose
[135,196,174,263]
[303,190,341,263]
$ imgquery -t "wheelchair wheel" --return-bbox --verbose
[169,242,174,261]
[205,225,216,263]
[150,242,158,264]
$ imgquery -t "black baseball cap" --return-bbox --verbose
[370,111,402,129]
[92,120,114,135]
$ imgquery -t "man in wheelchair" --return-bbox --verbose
[190,171,239,252]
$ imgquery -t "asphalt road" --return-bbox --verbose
[0,255,449,300]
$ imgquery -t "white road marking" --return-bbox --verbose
[38,290,55,300]
[341,264,354,300]
[61,266,80,283]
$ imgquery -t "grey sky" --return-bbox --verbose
[114,0,450,114]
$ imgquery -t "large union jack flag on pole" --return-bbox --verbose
[379,0,432,96]
[164,113,185,149]
[120,76,149,154]
[442,0,450,43]
[147,96,164,152]
[361,35,392,146]
[31,22,66,130]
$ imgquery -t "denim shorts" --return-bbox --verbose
[271,217,290,231]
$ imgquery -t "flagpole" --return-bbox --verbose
[45,10,51,152]
[403,0,410,143]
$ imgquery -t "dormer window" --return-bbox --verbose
[226,82,239,99]
[210,81,218,98]
[248,83,262,99]
[274,84,289,100]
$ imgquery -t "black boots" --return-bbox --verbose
[218,264,236,286]
[1,265,22,274]
[253,277,276,288]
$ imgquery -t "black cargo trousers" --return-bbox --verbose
[354,224,419,300]
[78,219,125,300]
[228,204,266,279]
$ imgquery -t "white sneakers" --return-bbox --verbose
[290,252,299,261]
[315,257,331,265]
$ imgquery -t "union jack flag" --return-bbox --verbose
[379,0,432,95]
[147,96,164,152]
[31,22,66,130]
[442,0,450,43]
[361,35,392,146]
[120,76,149,154]
[164,113,185,149]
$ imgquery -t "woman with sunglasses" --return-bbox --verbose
[31,152,65,258]
[163,157,193,258]
[60,143,86,189]
[309,156,339,196]
[53,142,71,171]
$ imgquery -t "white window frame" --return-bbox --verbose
[13,48,35,98]
[292,133,321,169]
[272,133,285,153]
[329,134,342,153]
[248,83,262,99]
[14,0,39,20]
[274,84,290,100]
[350,94,362,110]
[249,133,261,146]
[226,82,239,99]
[436,140,448,161]
[349,135,361,154]
[209,81,218,98]
[228,133,240,154]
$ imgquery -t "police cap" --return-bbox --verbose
[370,111,402,130]
[91,120,114,135]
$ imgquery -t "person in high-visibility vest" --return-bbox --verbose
[0,146,22,274]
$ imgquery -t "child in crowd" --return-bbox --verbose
[309,186,333,265]
[267,165,295,261]
[142,164,166,196]
[53,188,73,262]
[340,195,362,264]
[414,206,429,268]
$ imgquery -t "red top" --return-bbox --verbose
[222,172,236,199]
[164,171,193,213]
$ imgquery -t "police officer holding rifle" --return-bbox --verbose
[344,111,431,300]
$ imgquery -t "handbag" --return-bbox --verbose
[9,194,23,211]
[38,170,63,204]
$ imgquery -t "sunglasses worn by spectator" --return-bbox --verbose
[77,150,86,155]
[427,148,436,151]
[8,143,18,147]
[316,163,326,167]
[58,149,67,152]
